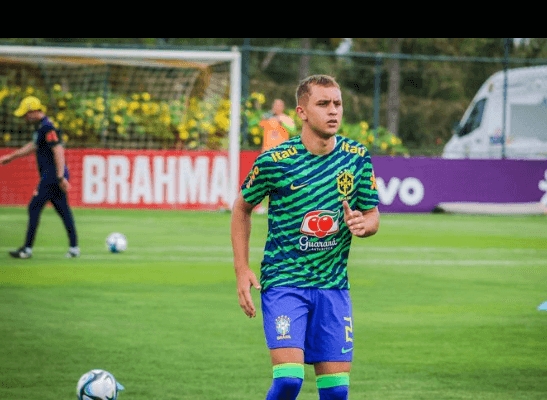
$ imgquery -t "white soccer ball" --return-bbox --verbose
[106,232,128,253]
[76,369,124,400]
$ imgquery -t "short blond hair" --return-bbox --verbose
[295,74,340,106]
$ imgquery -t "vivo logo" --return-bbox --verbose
[376,177,424,206]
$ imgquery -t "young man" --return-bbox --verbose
[0,96,80,259]
[231,75,380,399]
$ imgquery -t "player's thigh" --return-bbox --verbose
[29,183,52,210]
[304,289,353,364]
[314,361,351,376]
[261,287,310,352]
[49,188,70,213]
[270,347,304,365]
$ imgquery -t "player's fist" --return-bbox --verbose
[343,200,366,237]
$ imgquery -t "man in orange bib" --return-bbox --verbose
[260,99,296,152]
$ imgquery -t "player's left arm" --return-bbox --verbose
[231,192,261,318]
[343,201,379,238]
[52,143,70,193]
[0,141,36,165]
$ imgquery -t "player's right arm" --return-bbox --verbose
[230,192,261,318]
[0,141,36,165]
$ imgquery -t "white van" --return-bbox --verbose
[442,65,547,159]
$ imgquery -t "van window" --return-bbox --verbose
[511,103,547,142]
[457,98,487,137]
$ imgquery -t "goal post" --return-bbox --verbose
[0,45,242,208]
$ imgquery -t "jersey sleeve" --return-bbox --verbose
[240,153,271,206]
[355,149,379,211]
[43,126,62,148]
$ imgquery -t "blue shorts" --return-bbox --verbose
[261,287,354,364]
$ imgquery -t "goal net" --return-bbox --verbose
[0,45,242,206]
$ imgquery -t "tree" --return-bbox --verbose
[299,38,311,80]
[386,38,402,136]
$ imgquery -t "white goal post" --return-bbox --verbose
[0,45,242,208]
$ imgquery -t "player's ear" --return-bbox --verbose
[296,105,306,121]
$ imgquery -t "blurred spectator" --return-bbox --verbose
[259,99,296,152]
[254,99,297,214]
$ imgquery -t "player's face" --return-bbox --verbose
[24,110,41,123]
[272,99,285,115]
[298,85,343,138]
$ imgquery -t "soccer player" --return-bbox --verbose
[0,96,80,259]
[231,75,380,399]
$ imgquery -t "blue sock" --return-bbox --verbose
[265,363,304,400]
[317,373,349,400]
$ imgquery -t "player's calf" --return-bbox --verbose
[266,363,304,400]
[317,373,349,400]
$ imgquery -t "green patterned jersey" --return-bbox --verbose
[241,134,379,291]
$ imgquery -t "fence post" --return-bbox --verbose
[241,38,251,146]
[501,38,510,160]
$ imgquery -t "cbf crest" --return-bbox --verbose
[337,169,355,199]
[275,315,291,340]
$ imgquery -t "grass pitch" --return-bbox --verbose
[0,206,546,400]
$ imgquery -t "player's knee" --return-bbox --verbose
[269,376,303,398]
[28,197,41,213]
[318,385,349,399]
[266,363,304,400]
[317,373,349,400]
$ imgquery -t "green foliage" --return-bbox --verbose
[244,91,409,155]
[2,83,407,154]
[0,85,232,150]
[339,121,409,156]
[1,208,546,399]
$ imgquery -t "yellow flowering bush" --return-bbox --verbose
[1,84,407,155]
[244,91,267,147]
[1,84,233,150]
[339,120,409,156]
[244,91,408,156]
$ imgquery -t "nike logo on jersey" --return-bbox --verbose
[341,347,353,354]
[290,178,313,190]
[290,183,309,190]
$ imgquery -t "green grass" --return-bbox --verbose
[1,206,546,400]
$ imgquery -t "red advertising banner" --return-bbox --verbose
[0,149,261,210]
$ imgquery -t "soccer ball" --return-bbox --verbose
[106,232,127,253]
[76,369,124,400]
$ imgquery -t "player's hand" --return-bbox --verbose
[0,155,11,165]
[59,177,70,193]
[236,267,261,318]
[343,200,366,237]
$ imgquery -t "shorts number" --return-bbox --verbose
[344,316,353,344]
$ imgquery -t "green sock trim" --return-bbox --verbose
[272,363,305,379]
[316,373,350,389]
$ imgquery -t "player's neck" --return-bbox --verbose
[301,129,337,155]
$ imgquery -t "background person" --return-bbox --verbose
[231,75,380,399]
[260,98,297,152]
[0,96,80,259]
[254,98,298,214]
